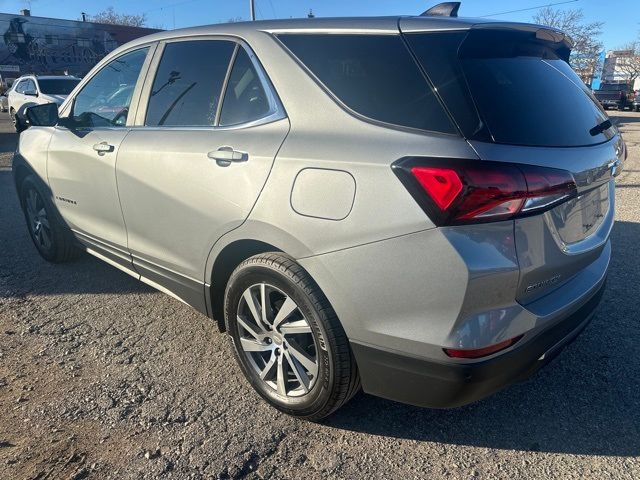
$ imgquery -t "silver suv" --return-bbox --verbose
[13,12,623,420]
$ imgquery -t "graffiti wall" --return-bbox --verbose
[0,13,160,80]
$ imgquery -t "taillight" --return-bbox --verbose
[393,157,577,226]
[444,335,523,359]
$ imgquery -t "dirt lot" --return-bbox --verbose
[1,112,639,480]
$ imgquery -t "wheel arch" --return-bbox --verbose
[205,222,315,332]
[208,239,282,331]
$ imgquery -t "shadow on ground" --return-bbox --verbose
[0,169,154,298]
[326,220,640,457]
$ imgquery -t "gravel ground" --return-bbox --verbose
[0,112,639,479]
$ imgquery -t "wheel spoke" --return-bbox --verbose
[239,337,270,352]
[280,319,312,336]
[40,227,51,249]
[259,354,277,380]
[39,216,50,229]
[243,289,265,330]
[236,315,264,341]
[284,350,310,393]
[26,191,36,216]
[260,283,270,327]
[272,296,298,330]
[286,339,318,377]
[276,353,286,396]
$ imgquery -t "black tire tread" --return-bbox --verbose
[225,252,360,420]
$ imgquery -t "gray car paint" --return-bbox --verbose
[16,16,617,379]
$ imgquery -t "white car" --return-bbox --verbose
[8,75,80,132]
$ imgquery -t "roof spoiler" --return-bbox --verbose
[420,2,461,17]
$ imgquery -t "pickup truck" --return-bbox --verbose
[593,83,636,110]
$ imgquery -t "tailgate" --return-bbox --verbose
[471,138,623,304]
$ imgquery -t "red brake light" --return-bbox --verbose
[411,167,462,210]
[393,158,577,226]
[444,335,523,359]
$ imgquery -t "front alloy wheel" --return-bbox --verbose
[24,185,52,253]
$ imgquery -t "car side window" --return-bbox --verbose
[219,47,271,126]
[25,79,36,93]
[71,47,149,128]
[145,40,235,127]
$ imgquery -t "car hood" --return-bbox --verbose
[40,94,67,105]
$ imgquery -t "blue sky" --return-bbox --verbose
[0,0,637,50]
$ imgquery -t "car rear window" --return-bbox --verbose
[277,33,456,134]
[406,30,615,147]
[38,78,80,95]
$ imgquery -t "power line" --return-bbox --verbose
[480,0,579,18]
[267,0,277,18]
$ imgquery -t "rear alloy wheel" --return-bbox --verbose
[237,283,318,397]
[225,253,360,420]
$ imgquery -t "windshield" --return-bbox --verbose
[38,78,80,95]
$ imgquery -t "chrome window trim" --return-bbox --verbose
[136,34,286,131]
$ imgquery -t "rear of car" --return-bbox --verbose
[281,18,622,408]
[35,76,81,105]
[594,82,632,110]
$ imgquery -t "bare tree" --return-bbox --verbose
[86,7,147,27]
[611,41,640,85]
[533,7,604,85]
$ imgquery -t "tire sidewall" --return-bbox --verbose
[225,263,335,417]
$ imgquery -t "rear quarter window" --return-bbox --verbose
[277,33,456,134]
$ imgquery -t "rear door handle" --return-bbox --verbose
[93,142,114,155]
[207,146,248,167]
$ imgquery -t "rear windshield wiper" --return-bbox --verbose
[589,119,612,136]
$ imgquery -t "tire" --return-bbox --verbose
[10,108,25,133]
[224,253,360,420]
[19,174,80,263]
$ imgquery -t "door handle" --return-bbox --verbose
[207,146,248,167]
[93,142,114,155]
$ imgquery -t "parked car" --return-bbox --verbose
[14,9,623,420]
[8,74,80,132]
[593,82,635,110]
[633,91,640,112]
[0,94,7,112]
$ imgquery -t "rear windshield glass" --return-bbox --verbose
[407,30,614,147]
[38,78,80,95]
[277,34,456,134]
[598,84,626,91]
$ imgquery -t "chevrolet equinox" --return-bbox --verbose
[13,8,623,420]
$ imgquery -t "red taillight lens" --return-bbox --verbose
[393,158,577,226]
[444,335,523,359]
[411,167,462,210]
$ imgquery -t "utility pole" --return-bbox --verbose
[250,0,255,21]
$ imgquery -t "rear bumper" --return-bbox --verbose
[351,280,605,409]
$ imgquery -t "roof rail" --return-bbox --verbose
[420,2,461,17]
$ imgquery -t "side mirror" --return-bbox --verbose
[25,103,59,127]
[24,89,38,97]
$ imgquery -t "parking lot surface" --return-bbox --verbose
[1,112,639,479]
